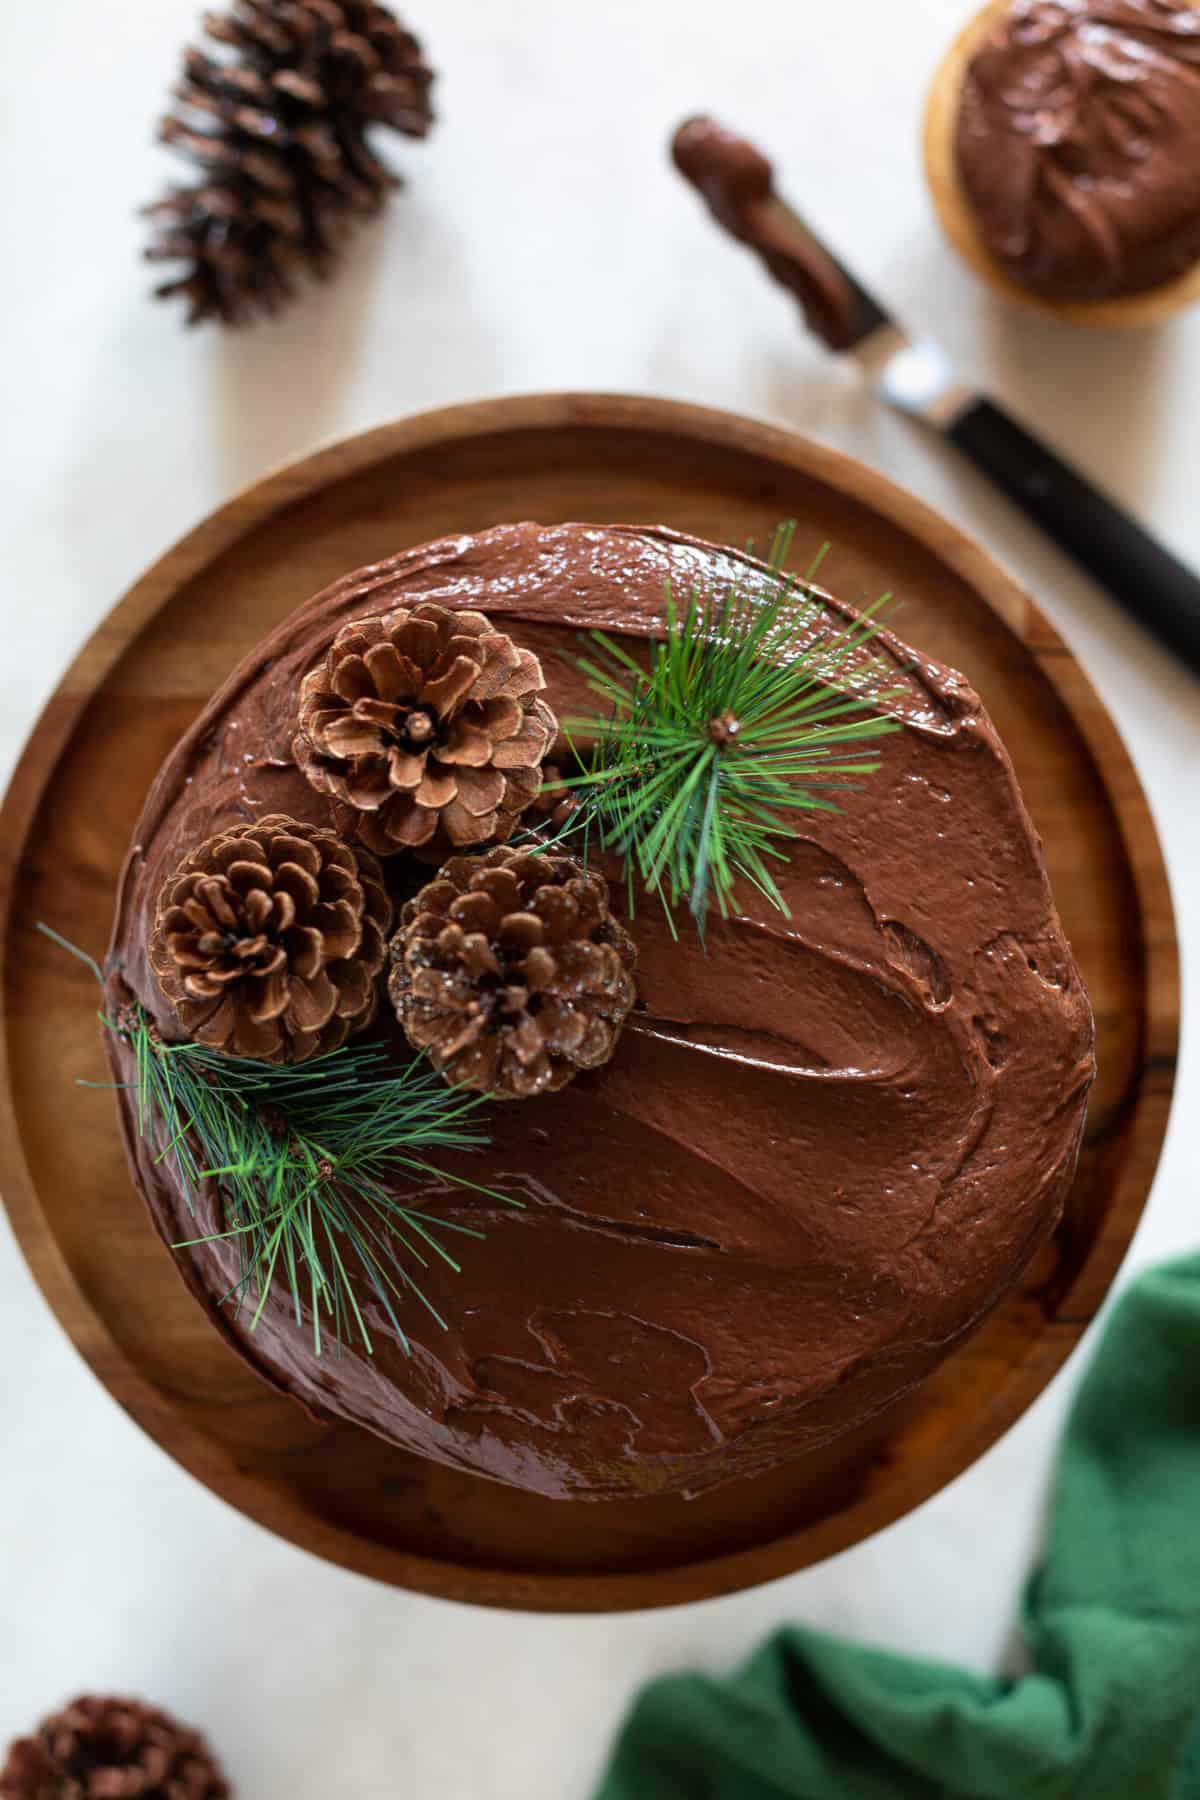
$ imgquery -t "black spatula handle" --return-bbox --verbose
[947,398,1200,676]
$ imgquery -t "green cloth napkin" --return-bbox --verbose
[597,1255,1200,1800]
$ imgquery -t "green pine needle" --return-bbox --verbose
[545,524,905,929]
[122,1010,512,1357]
[38,924,514,1359]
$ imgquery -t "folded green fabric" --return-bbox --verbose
[597,1255,1200,1800]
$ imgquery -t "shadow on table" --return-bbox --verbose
[207,222,388,490]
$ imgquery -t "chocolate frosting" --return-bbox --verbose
[671,117,864,348]
[955,0,1200,299]
[105,524,1095,1501]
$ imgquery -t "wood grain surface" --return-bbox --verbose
[0,394,1178,1611]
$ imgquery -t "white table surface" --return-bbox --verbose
[2,2,1197,1793]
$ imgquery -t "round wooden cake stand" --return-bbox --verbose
[0,395,1178,1612]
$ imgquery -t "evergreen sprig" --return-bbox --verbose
[39,925,510,1358]
[547,525,904,927]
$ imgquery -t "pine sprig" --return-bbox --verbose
[546,525,904,927]
[126,1014,507,1357]
[39,924,511,1358]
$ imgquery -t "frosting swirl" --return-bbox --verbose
[105,524,1094,1501]
[955,0,1200,299]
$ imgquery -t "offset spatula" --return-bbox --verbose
[672,116,1200,678]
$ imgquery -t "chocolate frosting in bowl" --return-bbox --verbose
[955,0,1200,300]
[105,523,1095,1501]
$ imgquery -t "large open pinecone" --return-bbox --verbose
[0,1695,229,1800]
[148,813,391,1063]
[145,0,435,325]
[389,847,638,1100]
[294,604,557,857]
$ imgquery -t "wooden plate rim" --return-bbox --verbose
[0,392,1179,1610]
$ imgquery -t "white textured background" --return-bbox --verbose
[1,2,1197,1795]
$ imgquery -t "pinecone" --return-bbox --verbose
[0,1695,229,1800]
[144,0,435,325]
[294,604,557,856]
[525,761,580,832]
[389,847,638,1100]
[148,813,392,1063]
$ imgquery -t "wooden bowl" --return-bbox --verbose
[0,394,1177,1612]
[923,0,1200,327]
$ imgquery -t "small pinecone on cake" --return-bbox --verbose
[525,761,579,831]
[145,0,435,325]
[0,1695,229,1800]
[389,846,638,1099]
[294,604,557,855]
[148,813,392,1063]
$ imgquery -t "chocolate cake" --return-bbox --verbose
[104,523,1095,1502]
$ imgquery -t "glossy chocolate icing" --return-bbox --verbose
[106,524,1094,1501]
[955,0,1200,299]
[671,117,863,348]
